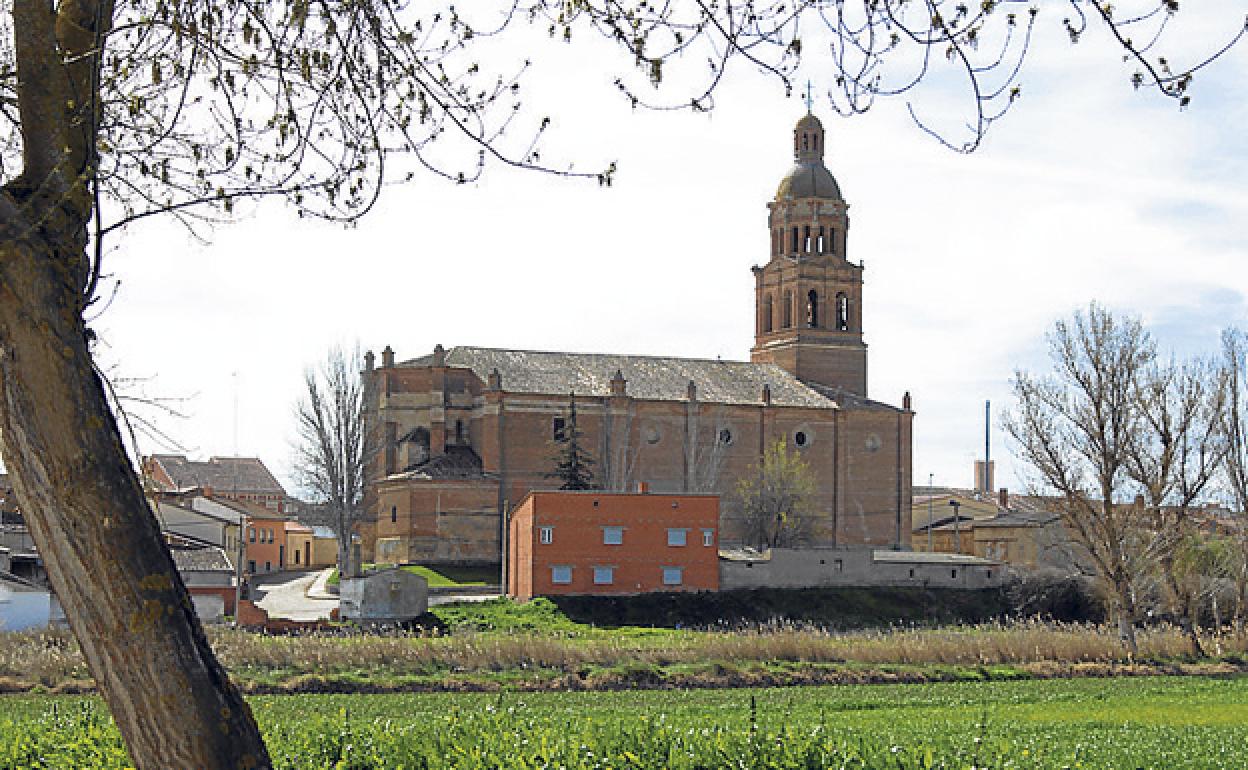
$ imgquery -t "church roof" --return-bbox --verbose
[776,112,842,201]
[775,161,842,201]
[394,446,488,480]
[401,346,838,409]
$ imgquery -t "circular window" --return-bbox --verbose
[794,431,808,447]
[718,428,734,446]
[865,434,881,452]
[644,425,661,445]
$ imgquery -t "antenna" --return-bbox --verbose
[804,80,814,113]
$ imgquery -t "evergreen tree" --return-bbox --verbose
[548,393,597,490]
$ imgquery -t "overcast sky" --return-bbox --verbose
[89,3,1248,499]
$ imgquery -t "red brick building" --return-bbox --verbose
[364,111,913,566]
[508,491,720,600]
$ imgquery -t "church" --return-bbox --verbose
[360,111,914,566]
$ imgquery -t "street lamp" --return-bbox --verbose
[948,499,962,555]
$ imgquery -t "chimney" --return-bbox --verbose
[487,368,502,391]
[610,369,627,396]
[998,488,1009,510]
[381,345,395,368]
[364,350,375,371]
[761,383,772,405]
[431,343,446,367]
[687,380,697,402]
[903,391,912,411]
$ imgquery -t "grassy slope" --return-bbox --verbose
[327,563,497,587]
[5,677,1247,768]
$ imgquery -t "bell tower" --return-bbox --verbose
[750,111,867,396]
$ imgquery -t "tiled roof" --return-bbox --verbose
[149,455,286,496]
[401,346,838,409]
[168,544,234,573]
[392,446,487,480]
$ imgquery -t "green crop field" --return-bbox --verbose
[2,676,1246,768]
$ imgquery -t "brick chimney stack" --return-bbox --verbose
[381,345,395,368]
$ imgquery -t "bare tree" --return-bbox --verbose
[736,439,817,549]
[1005,304,1156,654]
[685,404,730,494]
[0,1,1242,766]
[1124,356,1228,655]
[294,346,379,578]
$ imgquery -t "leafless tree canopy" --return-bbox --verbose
[1006,304,1155,652]
[1007,304,1231,654]
[294,345,379,575]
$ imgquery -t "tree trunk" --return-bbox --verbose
[0,235,271,768]
[1179,614,1204,658]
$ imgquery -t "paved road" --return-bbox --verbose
[252,569,337,621]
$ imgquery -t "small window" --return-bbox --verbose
[551,565,572,584]
[834,559,843,572]
[248,527,256,543]
[667,528,687,547]
[391,506,397,524]
[593,566,615,585]
[662,566,684,586]
[247,560,256,573]
[603,526,624,545]
[539,526,554,545]
[293,551,301,565]
[908,568,915,578]
[718,428,733,446]
[702,529,714,547]
[264,561,272,572]
[952,569,958,579]
[794,431,808,448]
[553,417,566,441]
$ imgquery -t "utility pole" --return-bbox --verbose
[927,473,934,552]
[233,516,245,627]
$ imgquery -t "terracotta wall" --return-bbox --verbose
[508,491,719,600]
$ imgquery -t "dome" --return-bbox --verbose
[775,112,842,201]
[776,162,842,201]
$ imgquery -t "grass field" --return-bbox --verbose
[326,563,497,587]
[2,676,1245,768]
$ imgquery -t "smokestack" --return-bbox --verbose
[984,399,991,494]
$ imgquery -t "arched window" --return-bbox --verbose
[762,294,774,333]
[790,227,799,254]
[801,134,809,151]
[828,227,837,255]
[816,226,825,254]
[806,290,819,328]
[782,290,793,328]
[836,293,849,331]
[803,226,812,254]
[455,419,464,444]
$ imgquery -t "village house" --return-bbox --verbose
[363,111,914,568]
[144,454,292,514]
[508,490,720,600]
